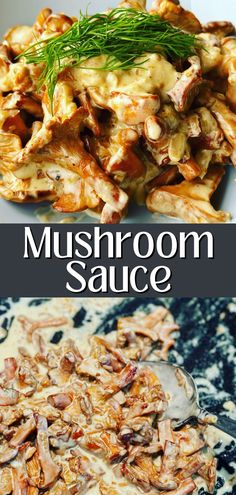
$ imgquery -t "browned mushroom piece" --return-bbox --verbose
[220,37,236,111]
[0,467,13,495]
[0,386,19,406]
[10,416,36,447]
[36,415,61,488]
[211,140,233,165]
[0,43,32,93]
[89,88,160,126]
[47,393,73,410]
[43,13,74,36]
[197,33,223,74]
[203,21,235,39]
[4,25,34,56]
[86,121,145,182]
[18,315,68,341]
[147,165,231,223]
[193,107,224,150]
[146,166,181,190]
[1,92,43,119]
[34,8,53,33]
[12,466,29,494]
[159,441,179,489]
[122,461,151,491]
[79,91,101,137]
[167,57,203,113]
[207,94,236,152]
[150,0,202,33]
[198,458,217,494]
[4,357,17,380]
[0,446,18,464]
[99,480,120,495]
[26,451,41,487]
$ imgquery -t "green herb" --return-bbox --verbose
[22,8,199,104]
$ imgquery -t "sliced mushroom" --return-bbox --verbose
[36,415,61,488]
[26,451,41,487]
[1,92,43,119]
[100,431,127,463]
[0,387,19,406]
[122,461,151,492]
[194,107,224,150]
[0,446,18,464]
[203,21,235,39]
[47,393,72,410]
[0,467,13,495]
[220,37,236,111]
[4,357,17,381]
[197,33,222,74]
[10,416,36,448]
[43,13,74,37]
[147,165,231,223]
[168,57,203,113]
[18,316,68,342]
[208,95,236,150]
[151,0,202,33]
[99,480,120,495]
[89,89,160,125]
[159,441,179,489]
[12,466,29,495]
[4,25,34,56]
[198,458,217,494]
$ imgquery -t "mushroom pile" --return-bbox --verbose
[0,307,217,494]
[0,0,236,222]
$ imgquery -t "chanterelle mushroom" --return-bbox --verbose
[36,415,61,488]
[147,165,231,223]
[0,304,218,495]
[0,0,234,223]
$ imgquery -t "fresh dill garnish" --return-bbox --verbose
[22,8,199,104]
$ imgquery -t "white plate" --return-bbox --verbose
[0,0,236,223]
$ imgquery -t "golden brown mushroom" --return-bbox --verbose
[147,165,231,223]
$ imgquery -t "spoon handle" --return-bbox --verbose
[199,409,236,439]
[214,415,236,439]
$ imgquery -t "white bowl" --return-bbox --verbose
[0,0,236,223]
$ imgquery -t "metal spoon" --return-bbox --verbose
[142,361,236,439]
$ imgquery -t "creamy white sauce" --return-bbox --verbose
[68,53,178,100]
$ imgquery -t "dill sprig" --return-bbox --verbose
[22,8,199,103]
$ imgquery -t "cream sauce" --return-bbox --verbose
[68,53,178,100]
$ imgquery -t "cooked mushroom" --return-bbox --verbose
[47,393,73,410]
[147,165,231,223]
[0,446,18,464]
[10,416,36,447]
[0,295,218,494]
[36,415,61,488]
[0,387,19,406]
[151,0,202,33]
[168,57,203,113]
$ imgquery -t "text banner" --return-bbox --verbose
[0,224,235,297]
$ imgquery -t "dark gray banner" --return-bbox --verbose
[0,224,235,297]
